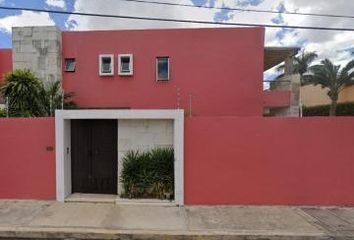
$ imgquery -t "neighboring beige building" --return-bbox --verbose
[301,85,354,107]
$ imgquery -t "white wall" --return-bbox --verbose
[117,119,174,195]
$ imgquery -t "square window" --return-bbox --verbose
[99,54,114,76]
[64,58,76,72]
[156,57,169,81]
[118,54,133,76]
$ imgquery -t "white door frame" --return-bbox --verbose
[55,109,184,205]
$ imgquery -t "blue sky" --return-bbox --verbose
[0,0,75,48]
[0,0,267,48]
[1,0,354,80]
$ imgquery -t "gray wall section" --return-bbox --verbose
[12,26,62,86]
[270,74,301,117]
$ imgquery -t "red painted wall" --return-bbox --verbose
[0,49,12,85]
[62,28,264,116]
[185,117,354,206]
[0,118,55,199]
[263,90,291,108]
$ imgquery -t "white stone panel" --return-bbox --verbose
[117,119,174,195]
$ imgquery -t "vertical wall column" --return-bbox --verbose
[12,26,62,87]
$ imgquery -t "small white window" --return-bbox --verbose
[99,54,114,76]
[118,54,133,76]
[156,57,170,81]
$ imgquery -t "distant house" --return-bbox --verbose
[301,84,354,107]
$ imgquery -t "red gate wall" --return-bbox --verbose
[1,116,354,206]
[0,118,55,199]
[185,117,354,206]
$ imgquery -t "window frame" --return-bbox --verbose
[118,54,133,76]
[99,54,114,76]
[156,57,170,81]
[64,58,76,72]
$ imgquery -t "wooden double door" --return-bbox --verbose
[71,119,118,194]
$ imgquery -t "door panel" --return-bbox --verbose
[71,119,117,194]
[91,120,117,194]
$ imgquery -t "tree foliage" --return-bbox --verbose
[0,69,76,117]
[277,51,318,83]
[303,59,354,116]
[293,52,318,78]
[1,69,44,117]
[39,80,77,116]
[303,102,354,116]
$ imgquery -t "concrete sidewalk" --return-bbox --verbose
[0,200,354,239]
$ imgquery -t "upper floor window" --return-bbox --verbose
[64,58,76,72]
[156,57,170,81]
[99,54,114,76]
[118,54,133,76]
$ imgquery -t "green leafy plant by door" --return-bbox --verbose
[120,147,174,200]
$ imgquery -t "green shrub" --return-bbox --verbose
[303,102,354,116]
[0,108,6,117]
[120,147,174,200]
[0,69,77,117]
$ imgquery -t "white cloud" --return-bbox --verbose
[45,0,66,9]
[66,0,217,30]
[260,0,354,64]
[0,11,55,33]
[61,0,354,66]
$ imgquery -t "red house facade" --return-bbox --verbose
[62,28,265,116]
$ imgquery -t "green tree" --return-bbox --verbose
[293,52,318,83]
[0,69,77,117]
[0,69,45,117]
[277,51,318,84]
[304,59,354,116]
[40,81,77,117]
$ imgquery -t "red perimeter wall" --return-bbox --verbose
[0,118,55,199]
[1,116,354,206]
[185,117,354,206]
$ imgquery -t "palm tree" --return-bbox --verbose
[276,51,318,117]
[39,81,77,117]
[277,51,318,83]
[304,59,354,116]
[0,69,45,117]
[293,52,318,83]
[1,69,77,117]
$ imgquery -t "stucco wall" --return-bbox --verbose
[269,74,300,116]
[301,85,331,107]
[2,116,354,206]
[12,26,62,86]
[117,119,174,195]
[0,118,55,199]
[62,28,264,116]
[302,85,354,107]
[0,49,12,84]
[185,117,354,206]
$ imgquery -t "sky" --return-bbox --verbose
[0,0,354,79]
